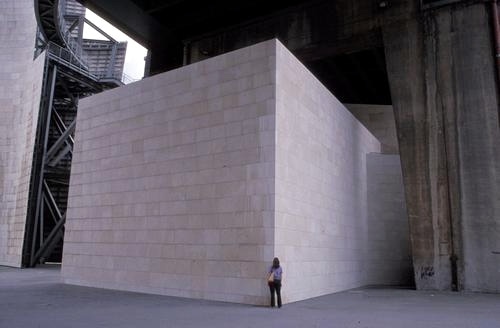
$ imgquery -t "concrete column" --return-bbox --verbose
[383,3,500,291]
[0,0,45,267]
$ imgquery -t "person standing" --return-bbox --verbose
[268,257,283,308]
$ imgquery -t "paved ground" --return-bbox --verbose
[1,265,499,328]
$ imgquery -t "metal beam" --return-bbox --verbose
[39,198,44,249]
[30,65,58,267]
[84,17,117,42]
[32,214,65,265]
[35,0,65,46]
[46,119,76,161]
[66,16,80,34]
[43,180,63,222]
[53,110,75,145]
[29,181,66,264]
[48,144,72,167]
[56,68,102,91]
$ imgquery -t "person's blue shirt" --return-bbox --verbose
[269,266,283,280]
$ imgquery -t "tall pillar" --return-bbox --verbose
[0,0,46,267]
[383,2,500,291]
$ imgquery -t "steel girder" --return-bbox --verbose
[22,57,102,267]
[24,0,125,267]
[35,0,65,46]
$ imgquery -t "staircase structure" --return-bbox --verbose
[22,0,130,267]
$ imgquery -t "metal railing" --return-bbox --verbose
[94,71,140,85]
[57,0,88,69]
[121,73,140,84]
[47,42,139,85]
[49,0,137,85]
[47,42,93,79]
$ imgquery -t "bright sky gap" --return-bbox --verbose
[83,9,147,81]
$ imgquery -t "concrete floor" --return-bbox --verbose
[1,265,499,328]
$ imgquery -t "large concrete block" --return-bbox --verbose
[63,39,410,304]
[274,42,409,303]
[63,40,277,304]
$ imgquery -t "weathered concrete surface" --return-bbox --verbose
[2,266,500,328]
[0,0,46,267]
[383,3,500,292]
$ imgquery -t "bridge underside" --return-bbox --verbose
[72,0,500,293]
[77,0,392,105]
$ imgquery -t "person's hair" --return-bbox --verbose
[272,257,280,269]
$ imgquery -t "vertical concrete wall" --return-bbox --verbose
[62,40,277,304]
[345,104,399,154]
[441,6,500,293]
[0,0,45,267]
[384,3,500,291]
[273,42,410,303]
[366,153,412,286]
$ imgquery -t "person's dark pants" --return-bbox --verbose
[268,280,282,307]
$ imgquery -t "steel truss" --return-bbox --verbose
[23,54,104,267]
[22,0,128,267]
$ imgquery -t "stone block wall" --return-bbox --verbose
[273,42,409,303]
[63,39,411,304]
[345,104,399,154]
[62,40,277,304]
[0,0,45,267]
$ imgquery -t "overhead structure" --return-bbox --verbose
[73,0,500,294]
[76,0,392,105]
